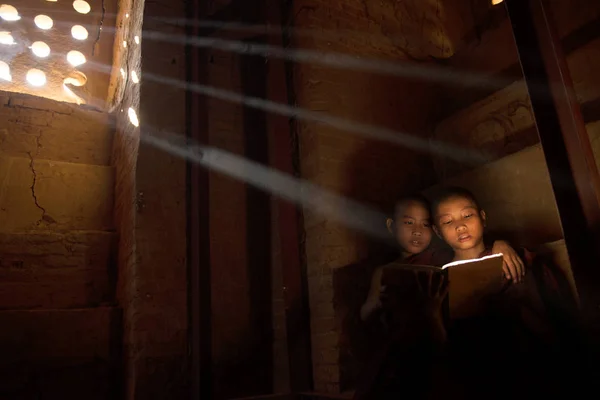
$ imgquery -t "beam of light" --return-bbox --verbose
[141,30,515,91]
[11,10,551,103]
[81,87,579,244]
[12,9,515,91]
[140,127,392,242]
[79,57,487,165]
[11,9,455,56]
[139,70,490,164]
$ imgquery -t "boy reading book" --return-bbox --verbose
[360,194,524,322]
[430,186,584,398]
[354,195,524,400]
[431,186,576,323]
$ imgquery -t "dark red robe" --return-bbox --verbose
[445,247,585,399]
[352,247,451,400]
[353,246,585,400]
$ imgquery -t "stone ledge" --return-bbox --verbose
[0,91,114,166]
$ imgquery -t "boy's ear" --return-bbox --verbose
[432,224,442,239]
[385,218,394,235]
[480,209,487,227]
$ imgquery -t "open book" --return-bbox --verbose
[381,253,505,320]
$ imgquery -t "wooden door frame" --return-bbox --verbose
[506,0,600,317]
[187,0,313,397]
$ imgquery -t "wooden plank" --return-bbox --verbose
[265,0,313,393]
[506,0,600,316]
[239,41,274,396]
[186,0,212,398]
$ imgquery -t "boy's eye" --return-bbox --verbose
[464,214,473,218]
[403,221,413,225]
[423,223,431,228]
[441,220,451,225]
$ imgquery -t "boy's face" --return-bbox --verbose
[434,195,486,252]
[391,200,432,255]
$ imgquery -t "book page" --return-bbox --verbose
[447,253,505,319]
[379,254,505,320]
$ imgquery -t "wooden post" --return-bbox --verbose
[187,0,212,397]
[505,0,600,317]
[265,0,314,393]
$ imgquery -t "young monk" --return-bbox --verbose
[360,194,524,322]
[354,194,525,400]
[430,186,576,321]
[430,186,586,398]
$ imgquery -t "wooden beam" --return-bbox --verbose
[240,42,274,396]
[265,0,313,393]
[187,0,212,398]
[506,0,600,316]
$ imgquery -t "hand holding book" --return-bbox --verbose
[415,271,449,343]
[415,270,449,319]
[381,253,505,320]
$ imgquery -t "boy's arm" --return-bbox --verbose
[492,240,526,283]
[360,267,384,322]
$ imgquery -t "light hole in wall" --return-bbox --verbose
[128,107,139,127]
[71,25,88,40]
[492,0,504,4]
[26,69,46,87]
[67,50,86,66]
[0,61,11,81]
[0,4,20,21]
[46,0,58,2]
[63,71,87,103]
[64,70,87,87]
[0,31,14,45]
[131,70,139,83]
[73,0,91,14]
[134,35,140,44]
[31,41,51,58]
[34,15,53,30]
[122,40,127,48]
[120,68,126,79]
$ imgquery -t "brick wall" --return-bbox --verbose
[290,0,453,393]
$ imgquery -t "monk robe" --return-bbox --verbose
[445,247,586,399]
[352,247,452,400]
[355,245,588,400]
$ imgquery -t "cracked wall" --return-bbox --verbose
[0,92,114,232]
[0,86,118,398]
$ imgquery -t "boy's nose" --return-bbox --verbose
[412,230,422,236]
[456,224,466,232]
